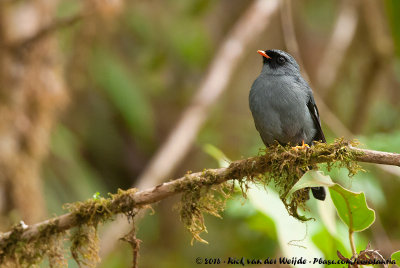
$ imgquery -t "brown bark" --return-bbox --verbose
[351,147,400,167]
[0,0,68,223]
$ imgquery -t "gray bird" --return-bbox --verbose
[249,49,326,201]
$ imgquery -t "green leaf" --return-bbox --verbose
[93,192,101,200]
[90,48,154,144]
[247,186,321,260]
[312,227,349,264]
[202,144,230,168]
[287,170,375,232]
[168,19,211,68]
[329,184,375,232]
[288,170,334,196]
[391,251,400,265]
[246,211,277,241]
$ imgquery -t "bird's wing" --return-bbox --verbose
[307,95,326,143]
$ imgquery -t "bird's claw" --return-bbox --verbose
[292,140,310,151]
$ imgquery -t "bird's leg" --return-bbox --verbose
[292,140,310,150]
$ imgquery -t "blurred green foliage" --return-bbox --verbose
[39,0,400,267]
[90,47,155,146]
[385,0,400,57]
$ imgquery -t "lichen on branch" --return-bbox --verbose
[0,139,398,266]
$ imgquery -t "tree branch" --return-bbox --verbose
[7,13,84,50]
[316,0,359,96]
[350,147,400,167]
[0,143,398,247]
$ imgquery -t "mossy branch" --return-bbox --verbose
[0,139,399,266]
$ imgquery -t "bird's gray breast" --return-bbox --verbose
[249,74,316,146]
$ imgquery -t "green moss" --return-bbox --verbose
[0,139,364,263]
[66,188,139,267]
[70,224,100,268]
[252,138,363,221]
[0,220,67,267]
[108,188,139,216]
[0,187,140,267]
[178,181,233,244]
[177,139,364,243]
[176,168,234,244]
[64,197,113,225]
[0,222,25,265]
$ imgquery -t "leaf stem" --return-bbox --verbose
[349,229,357,256]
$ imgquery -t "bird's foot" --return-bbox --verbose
[292,140,310,151]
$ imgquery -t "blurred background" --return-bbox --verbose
[0,0,399,267]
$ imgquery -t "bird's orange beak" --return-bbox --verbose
[257,50,270,59]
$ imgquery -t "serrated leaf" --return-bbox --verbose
[329,185,375,232]
[288,170,334,196]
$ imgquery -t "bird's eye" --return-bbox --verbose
[277,56,286,65]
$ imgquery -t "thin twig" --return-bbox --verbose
[120,216,141,268]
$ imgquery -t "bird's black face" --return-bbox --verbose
[257,49,300,75]
[259,50,288,68]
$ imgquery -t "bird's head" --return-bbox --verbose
[257,49,300,76]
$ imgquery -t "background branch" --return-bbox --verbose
[135,0,280,191]
[279,0,400,180]
[100,0,280,255]
[279,0,354,139]
[0,0,68,223]
[316,0,359,96]
[7,13,84,51]
[350,0,394,134]
[280,0,355,141]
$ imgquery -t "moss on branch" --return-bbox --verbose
[178,138,363,242]
[0,139,383,267]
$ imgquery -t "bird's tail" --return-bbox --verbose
[311,187,326,201]
[303,165,326,201]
